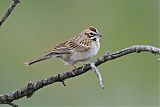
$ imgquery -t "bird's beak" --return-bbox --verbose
[97,33,102,37]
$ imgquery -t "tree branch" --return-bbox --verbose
[0,0,20,27]
[0,45,159,107]
[91,62,104,89]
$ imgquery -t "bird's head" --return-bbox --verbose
[83,26,102,41]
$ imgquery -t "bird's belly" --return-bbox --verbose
[64,46,99,65]
[62,41,100,65]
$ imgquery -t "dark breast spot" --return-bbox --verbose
[92,38,97,41]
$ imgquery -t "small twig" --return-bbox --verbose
[58,74,67,86]
[26,81,34,98]
[8,102,18,107]
[0,0,20,26]
[90,62,104,89]
[0,45,160,107]
[61,80,67,86]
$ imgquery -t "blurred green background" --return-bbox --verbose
[0,0,159,107]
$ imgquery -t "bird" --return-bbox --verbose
[25,26,102,68]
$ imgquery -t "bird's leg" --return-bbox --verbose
[72,64,77,69]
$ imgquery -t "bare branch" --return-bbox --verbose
[91,62,104,89]
[0,45,159,107]
[0,0,20,26]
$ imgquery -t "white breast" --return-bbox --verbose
[90,38,100,56]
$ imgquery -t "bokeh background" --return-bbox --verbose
[0,0,159,107]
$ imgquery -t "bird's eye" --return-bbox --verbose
[90,32,94,35]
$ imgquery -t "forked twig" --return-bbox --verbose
[91,62,104,89]
[0,45,160,107]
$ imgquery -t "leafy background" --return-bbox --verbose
[0,0,159,107]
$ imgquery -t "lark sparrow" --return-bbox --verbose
[25,26,101,68]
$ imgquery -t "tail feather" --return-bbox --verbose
[25,55,51,66]
[25,50,66,66]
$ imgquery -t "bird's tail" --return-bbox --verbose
[25,55,52,66]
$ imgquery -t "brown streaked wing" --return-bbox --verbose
[52,41,73,54]
[43,41,72,56]
[45,38,91,56]
[66,40,91,52]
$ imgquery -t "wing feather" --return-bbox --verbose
[45,37,91,56]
